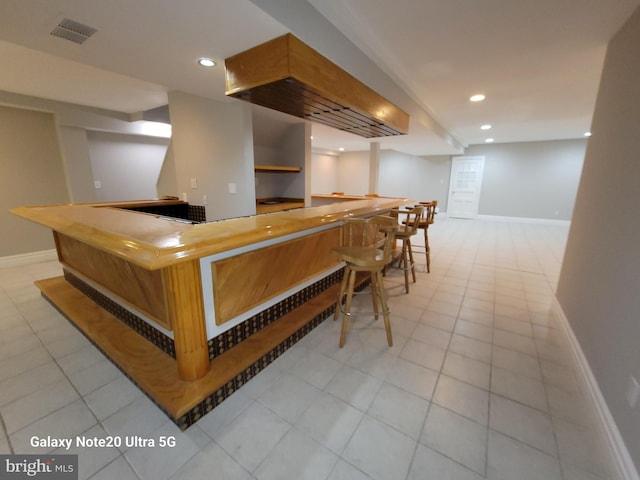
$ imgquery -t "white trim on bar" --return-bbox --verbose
[62,264,174,339]
[199,222,343,340]
[553,297,640,480]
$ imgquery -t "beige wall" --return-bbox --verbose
[167,91,256,221]
[380,151,451,205]
[0,106,69,257]
[87,130,169,201]
[557,6,640,473]
[310,152,339,194]
[466,140,586,220]
[337,151,370,195]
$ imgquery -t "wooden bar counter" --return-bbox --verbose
[11,197,407,429]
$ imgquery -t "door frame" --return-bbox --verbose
[447,155,485,219]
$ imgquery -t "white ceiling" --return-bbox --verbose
[0,0,638,156]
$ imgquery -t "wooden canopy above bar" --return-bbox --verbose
[11,197,408,270]
[225,33,409,138]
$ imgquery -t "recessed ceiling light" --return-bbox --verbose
[197,57,215,67]
[584,132,592,137]
[338,147,345,151]
[470,94,486,102]
[480,124,492,130]
[485,138,495,143]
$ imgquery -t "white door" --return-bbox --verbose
[447,156,485,219]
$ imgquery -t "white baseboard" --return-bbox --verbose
[552,298,639,480]
[477,214,570,226]
[0,249,58,268]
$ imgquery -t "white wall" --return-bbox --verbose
[311,151,339,194]
[557,6,640,473]
[87,131,169,201]
[167,91,255,221]
[0,90,174,205]
[337,151,369,194]
[254,145,281,199]
[379,150,450,204]
[255,123,308,200]
[57,125,96,203]
[466,140,586,220]
[0,106,69,257]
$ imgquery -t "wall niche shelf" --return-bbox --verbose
[254,164,302,173]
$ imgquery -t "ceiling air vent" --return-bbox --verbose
[50,18,97,45]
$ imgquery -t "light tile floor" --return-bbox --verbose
[0,218,621,479]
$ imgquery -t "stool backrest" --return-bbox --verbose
[341,215,397,262]
[419,200,438,225]
[391,205,424,235]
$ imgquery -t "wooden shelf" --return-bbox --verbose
[254,164,302,173]
[256,197,304,214]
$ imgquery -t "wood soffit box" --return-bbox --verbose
[225,33,409,138]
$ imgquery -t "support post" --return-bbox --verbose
[163,260,210,380]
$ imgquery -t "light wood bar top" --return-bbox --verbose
[11,197,408,270]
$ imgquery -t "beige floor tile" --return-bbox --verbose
[491,366,548,412]
[421,404,487,475]
[367,382,429,440]
[399,338,446,372]
[433,375,489,425]
[419,310,456,332]
[385,357,438,400]
[342,415,416,480]
[253,427,338,480]
[454,318,494,343]
[442,351,491,390]
[215,401,291,472]
[448,334,492,364]
[295,392,363,455]
[325,366,383,411]
[489,394,556,456]
[408,444,484,480]
[487,430,562,480]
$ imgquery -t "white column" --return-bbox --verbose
[369,142,380,195]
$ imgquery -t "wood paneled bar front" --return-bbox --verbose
[10,197,407,429]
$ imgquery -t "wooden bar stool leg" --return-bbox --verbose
[335,265,350,320]
[370,272,379,320]
[425,228,431,273]
[340,269,357,348]
[408,238,417,283]
[376,269,393,346]
[402,239,410,293]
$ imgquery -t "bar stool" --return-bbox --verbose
[390,205,424,293]
[332,215,397,348]
[417,200,437,273]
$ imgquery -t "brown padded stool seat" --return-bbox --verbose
[332,215,397,348]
